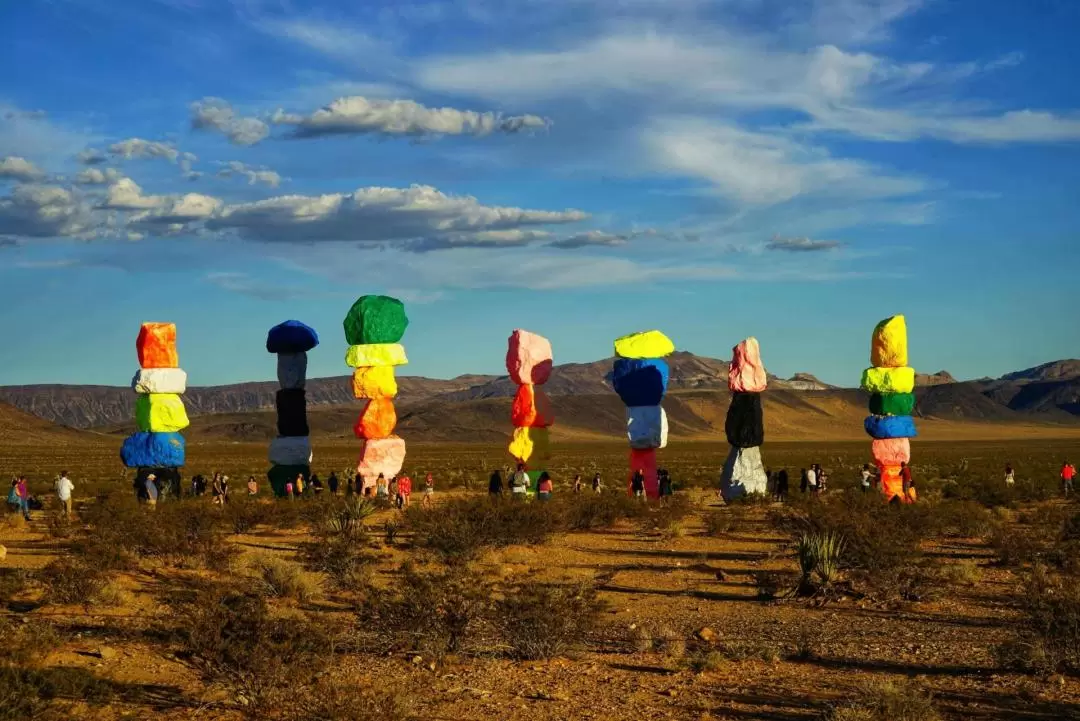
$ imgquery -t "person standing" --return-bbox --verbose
[398,473,413,509]
[145,474,159,510]
[510,464,529,499]
[327,471,339,496]
[293,473,304,498]
[1061,461,1075,497]
[1004,465,1016,487]
[422,473,434,509]
[630,469,645,500]
[860,464,872,493]
[211,473,223,505]
[805,466,818,495]
[799,468,808,494]
[900,461,915,501]
[817,465,828,494]
[376,474,389,500]
[55,471,74,516]
[14,476,31,521]
[537,472,553,501]
[776,468,789,502]
[592,472,602,495]
[247,476,258,495]
[658,469,673,505]
[488,469,503,497]
[285,481,294,500]
[311,474,324,495]
[572,474,583,494]
[220,476,230,504]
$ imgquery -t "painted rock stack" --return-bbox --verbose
[266,321,319,497]
[720,337,769,500]
[121,323,189,490]
[862,315,917,502]
[507,329,554,493]
[345,296,409,493]
[614,330,674,499]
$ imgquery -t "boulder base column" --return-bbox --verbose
[862,315,918,502]
[344,296,409,493]
[266,321,319,497]
[720,337,768,501]
[507,330,554,494]
[613,330,674,499]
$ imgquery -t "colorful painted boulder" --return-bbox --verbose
[506,329,554,385]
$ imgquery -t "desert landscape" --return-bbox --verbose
[2,353,1079,721]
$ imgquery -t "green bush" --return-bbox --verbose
[405,497,563,563]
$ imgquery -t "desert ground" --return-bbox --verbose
[2,438,1080,720]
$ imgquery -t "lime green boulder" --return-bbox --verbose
[343,295,408,345]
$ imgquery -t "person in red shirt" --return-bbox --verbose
[397,473,412,509]
[1062,461,1076,497]
[900,462,916,503]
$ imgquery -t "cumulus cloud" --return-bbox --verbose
[74,167,121,185]
[98,177,221,228]
[407,229,552,252]
[0,156,47,183]
[0,184,97,238]
[766,235,843,252]
[216,161,282,188]
[207,184,586,244]
[190,97,271,146]
[100,178,167,210]
[77,148,108,165]
[646,118,926,205]
[108,138,181,162]
[271,96,550,139]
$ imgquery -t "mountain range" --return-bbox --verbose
[0,353,1077,443]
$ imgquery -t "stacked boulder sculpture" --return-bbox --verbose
[121,323,189,492]
[266,321,319,497]
[862,315,917,502]
[507,330,554,493]
[720,337,768,500]
[345,296,408,493]
[614,330,674,498]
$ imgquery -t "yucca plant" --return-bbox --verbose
[324,498,377,537]
[797,530,846,591]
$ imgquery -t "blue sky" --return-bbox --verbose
[1,0,1077,387]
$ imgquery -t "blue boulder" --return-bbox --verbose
[612,358,669,407]
[121,432,186,468]
[864,415,917,440]
[266,320,320,353]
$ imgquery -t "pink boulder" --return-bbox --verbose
[356,436,406,487]
[729,337,768,393]
[506,329,553,385]
[871,438,911,467]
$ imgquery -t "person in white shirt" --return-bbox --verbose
[510,463,529,498]
[806,466,818,494]
[55,471,75,516]
[860,464,872,493]
[145,474,159,509]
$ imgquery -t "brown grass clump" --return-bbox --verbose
[827,680,941,721]
[496,581,601,660]
[996,566,1080,673]
[250,555,321,603]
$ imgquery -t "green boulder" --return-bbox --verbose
[869,392,916,416]
[343,295,408,345]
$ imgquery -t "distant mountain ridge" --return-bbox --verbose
[0,354,1077,433]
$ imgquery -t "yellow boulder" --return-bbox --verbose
[345,343,408,368]
[135,393,190,433]
[861,367,915,395]
[351,366,398,399]
[508,427,551,465]
[871,315,908,367]
[614,330,674,359]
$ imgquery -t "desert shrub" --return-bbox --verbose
[302,535,377,592]
[796,530,845,592]
[496,581,601,660]
[405,497,563,563]
[384,520,400,545]
[927,500,994,538]
[38,559,108,606]
[827,680,941,721]
[936,559,982,587]
[44,511,75,540]
[285,683,413,721]
[250,555,321,603]
[0,620,73,721]
[321,497,378,539]
[704,506,747,537]
[0,568,31,607]
[365,564,492,656]
[559,491,648,531]
[224,499,276,534]
[641,495,693,535]
[996,567,1080,673]
[755,571,784,601]
[686,650,725,673]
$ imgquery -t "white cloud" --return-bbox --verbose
[108,138,180,162]
[190,97,271,146]
[407,228,552,252]
[271,96,550,139]
[800,107,1080,143]
[216,161,282,188]
[253,18,399,69]
[0,184,97,238]
[74,167,121,185]
[98,177,221,228]
[646,118,926,205]
[207,184,587,245]
[0,156,46,183]
[548,230,630,249]
[766,235,843,252]
[100,178,167,210]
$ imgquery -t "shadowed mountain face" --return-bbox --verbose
[0,355,1077,441]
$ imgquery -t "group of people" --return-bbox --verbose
[486,466,676,503]
[353,471,434,509]
[6,472,74,520]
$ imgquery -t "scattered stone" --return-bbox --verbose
[96,647,118,660]
[696,627,716,643]
[715,570,728,581]
[0,545,6,560]
[411,655,423,665]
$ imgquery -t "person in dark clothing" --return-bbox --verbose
[658,469,673,504]
[799,468,808,494]
[311,474,323,495]
[327,471,339,495]
[776,469,789,502]
[630,469,646,499]
[488,469,504,496]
